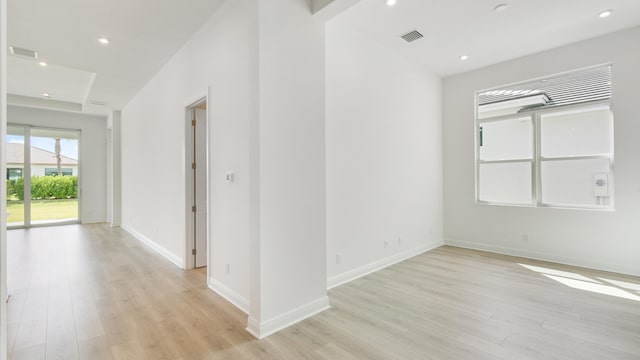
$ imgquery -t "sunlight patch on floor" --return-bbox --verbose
[519,263,640,302]
[542,274,640,302]
[598,278,640,292]
[519,264,597,283]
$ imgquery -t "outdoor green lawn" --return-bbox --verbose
[6,198,78,224]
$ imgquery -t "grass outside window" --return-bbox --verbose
[6,198,78,224]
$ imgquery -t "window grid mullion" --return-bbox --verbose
[534,114,542,206]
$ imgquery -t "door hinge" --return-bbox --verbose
[192,206,197,212]
[192,249,197,255]
[192,162,196,169]
[192,119,196,126]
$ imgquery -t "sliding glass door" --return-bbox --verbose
[6,125,80,228]
[6,126,26,227]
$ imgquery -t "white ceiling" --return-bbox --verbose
[335,0,640,77]
[8,56,95,105]
[7,0,226,115]
[7,0,640,116]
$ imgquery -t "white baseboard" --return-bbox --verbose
[445,238,640,277]
[121,224,184,269]
[327,240,443,289]
[246,296,330,339]
[246,317,261,339]
[81,218,106,224]
[208,277,249,314]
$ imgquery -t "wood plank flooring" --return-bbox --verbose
[7,224,640,359]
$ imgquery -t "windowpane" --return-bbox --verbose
[7,168,23,181]
[479,117,533,161]
[541,107,611,158]
[541,158,611,206]
[30,129,79,224]
[45,168,73,176]
[479,162,532,204]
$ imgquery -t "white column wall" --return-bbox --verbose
[248,0,329,338]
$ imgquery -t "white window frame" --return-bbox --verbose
[475,99,614,210]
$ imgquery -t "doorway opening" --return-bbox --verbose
[6,125,80,228]
[185,98,208,270]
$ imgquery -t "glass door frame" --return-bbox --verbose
[6,124,81,229]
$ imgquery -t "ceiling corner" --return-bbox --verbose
[313,0,362,22]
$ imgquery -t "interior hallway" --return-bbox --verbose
[6,224,640,359]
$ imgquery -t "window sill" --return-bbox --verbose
[475,201,615,212]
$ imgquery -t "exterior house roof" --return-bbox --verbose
[6,142,77,166]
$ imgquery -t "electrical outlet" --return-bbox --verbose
[225,263,231,274]
[336,254,342,264]
[522,234,529,243]
[384,241,389,248]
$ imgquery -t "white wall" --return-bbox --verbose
[0,0,8,357]
[325,20,443,287]
[7,106,107,223]
[122,0,329,338]
[443,26,640,276]
[121,0,257,308]
[248,0,328,338]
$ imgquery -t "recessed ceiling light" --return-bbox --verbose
[98,37,110,45]
[38,61,47,67]
[494,3,509,12]
[386,0,397,6]
[599,9,613,18]
[460,55,469,61]
[42,93,51,99]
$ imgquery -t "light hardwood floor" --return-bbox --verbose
[7,224,640,359]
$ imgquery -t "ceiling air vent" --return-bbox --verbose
[90,100,107,106]
[9,46,38,59]
[401,30,423,43]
